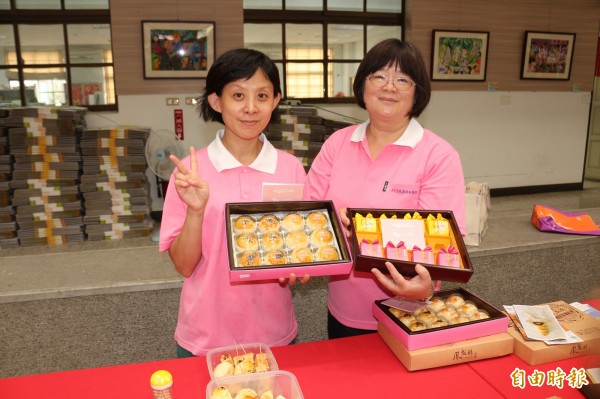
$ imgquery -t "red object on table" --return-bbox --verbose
[1,300,597,399]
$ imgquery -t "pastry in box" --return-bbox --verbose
[206,370,304,399]
[206,343,278,380]
[349,208,473,283]
[226,201,352,282]
[373,288,509,351]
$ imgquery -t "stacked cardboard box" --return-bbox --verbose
[267,106,353,172]
[79,127,153,240]
[0,112,17,248]
[4,107,86,246]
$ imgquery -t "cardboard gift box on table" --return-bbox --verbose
[373,288,509,351]
[378,323,514,371]
[374,288,512,370]
[349,208,473,283]
[508,300,600,365]
[226,201,352,282]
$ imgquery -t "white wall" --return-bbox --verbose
[88,90,591,209]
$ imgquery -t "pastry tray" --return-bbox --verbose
[226,201,352,282]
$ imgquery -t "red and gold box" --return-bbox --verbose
[349,208,473,283]
[226,201,352,282]
[373,288,509,351]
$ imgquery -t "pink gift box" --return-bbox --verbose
[385,241,409,261]
[412,245,434,264]
[436,245,461,267]
[373,288,509,350]
[360,239,383,257]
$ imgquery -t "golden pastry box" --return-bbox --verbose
[373,288,509,351]
[348,208,474,283]
[225,201,352,282]
[508,301,600,365]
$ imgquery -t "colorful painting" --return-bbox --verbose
[142,21,215,79]
[431,30,489,81]
[521,31,575,80]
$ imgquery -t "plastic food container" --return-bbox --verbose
[206,370,304,399]
[206,343,279,380]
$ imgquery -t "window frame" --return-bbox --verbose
[244,2,404,103]
[0,6,116,111]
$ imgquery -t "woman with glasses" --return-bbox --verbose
[304,39,466,339]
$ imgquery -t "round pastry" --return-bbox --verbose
[470,309,490,321]
[306,211,328,230]
[220,353,234,365]
[213,361,234,378]
[261,231,284,251]
[445,293,465,310]
[398,313,417,327]
[234,388,258,399]
[435,306,458,323]
[237,250,261,267]
[315,245,339,261]
[281,213,305,232]
[416,310,437,326]
[284,230,309,249]
[233,215,256,234]
[449,315,470,325]
[257,214,281,233]
[309,228,334,247]
[427,297,446,313]
[388,307,405,318]
[211,386,233,399]
[259,391,274,399]
[236,233,259,251]
[457,301,478,318]
[290,247,314,263]
[430,319,449,328]
[408,321,427,332]
[264,249,287,265]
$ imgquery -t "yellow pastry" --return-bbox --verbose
[233,215,256,233]
[309,228,334,247]
[284,230,309,249]
[257,214,281,233]
[281,213,305,232]
[306,211,328,230]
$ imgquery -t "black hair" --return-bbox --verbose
[353,39,431,119]
[198,48,281,123]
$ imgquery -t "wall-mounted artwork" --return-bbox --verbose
[520,31,575,80]
[142,21,215,79]
[431,30,489,81]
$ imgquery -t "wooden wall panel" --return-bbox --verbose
[406,0,600,91]
[110,0,243,95]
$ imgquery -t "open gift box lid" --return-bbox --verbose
[348,208,474,283]
[226,201,352,282]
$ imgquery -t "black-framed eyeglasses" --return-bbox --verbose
[366,74,417,91]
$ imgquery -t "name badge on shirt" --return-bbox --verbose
[262,183,304,201]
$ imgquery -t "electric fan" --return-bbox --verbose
[145,129,184,242]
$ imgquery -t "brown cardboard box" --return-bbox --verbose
[378,323,514,371]
[508,301,600,365]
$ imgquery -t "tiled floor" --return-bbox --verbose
[1,182,599,304]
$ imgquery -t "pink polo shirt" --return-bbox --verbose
[160,130,306,355]
[305,119,466,331]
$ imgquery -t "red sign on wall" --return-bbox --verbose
[174,109,184,140]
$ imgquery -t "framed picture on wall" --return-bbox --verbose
[431,30,489,81]
[520,31,576,80]
[142,20,215,79]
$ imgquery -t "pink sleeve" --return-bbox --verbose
[304,129,346,200]
[418,145,466,235]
